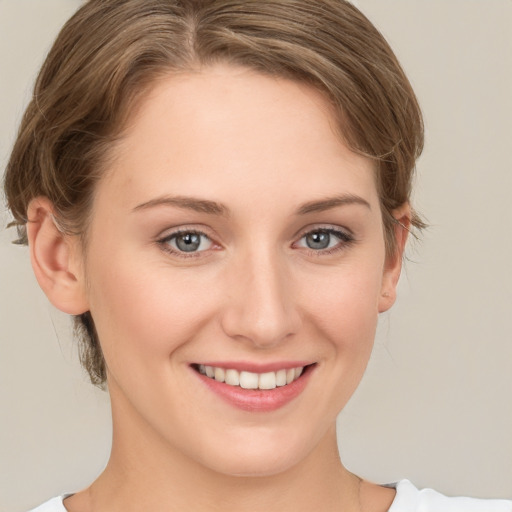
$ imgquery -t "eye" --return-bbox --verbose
[160,230,213,254]
[296,228,353,253]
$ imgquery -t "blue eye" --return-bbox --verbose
[163,231,213,253]
[297,228,353,252]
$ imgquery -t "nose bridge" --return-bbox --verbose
[221,243,300,347]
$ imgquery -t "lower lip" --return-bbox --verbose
[194,366,315,412]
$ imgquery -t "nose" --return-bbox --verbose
[220,248,301,348]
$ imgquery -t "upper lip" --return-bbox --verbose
[192,361,315,373]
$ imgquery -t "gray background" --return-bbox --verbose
[1,1,511,510]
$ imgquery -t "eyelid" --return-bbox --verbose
[294,223,354,241]
[155,222,215,240]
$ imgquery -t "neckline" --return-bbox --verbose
[58,481,407,511]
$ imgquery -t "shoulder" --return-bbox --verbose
[27,495,70,512]
[388,480,512,512]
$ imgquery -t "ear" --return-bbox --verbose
[26,197,89,315]
[378,203,411,313]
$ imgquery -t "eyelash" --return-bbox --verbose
[294,227,355,256]
[158,229,215,259]
[157,226,355,258]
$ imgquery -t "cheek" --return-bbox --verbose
[85,251,219,373]
[304,261,383,346]
[301,258,383,401]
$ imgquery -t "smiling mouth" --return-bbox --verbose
[192,364,312,391]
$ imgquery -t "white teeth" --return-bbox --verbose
[225,369,240,386]
[258,372,276,390]
[199,365,306,390]
[276,369,287,387]
[214,367,225,382]
[239,371,259,389]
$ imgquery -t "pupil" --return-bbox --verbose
[176,233,201,252]
[306,231,330,250]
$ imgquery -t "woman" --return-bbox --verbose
[3,1,511,511]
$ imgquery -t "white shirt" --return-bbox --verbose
[28,480,512,512]
[388,480,512,511]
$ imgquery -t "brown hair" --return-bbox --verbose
[3,0,424,387]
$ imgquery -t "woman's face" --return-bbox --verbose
[79,65,400,477]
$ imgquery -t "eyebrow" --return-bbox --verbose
[132,193,371,216]
[132,195,229,216]
[296,194,371,215]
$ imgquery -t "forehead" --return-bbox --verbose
[99,64,379,213]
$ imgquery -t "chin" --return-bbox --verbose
[192,426,320,478]
[208,453,301,479]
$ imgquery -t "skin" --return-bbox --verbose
[27,65,409,511]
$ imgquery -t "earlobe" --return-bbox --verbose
[378,204,411,313]
[26,197,89,315]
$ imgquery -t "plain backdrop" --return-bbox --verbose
[1,1,511,510]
